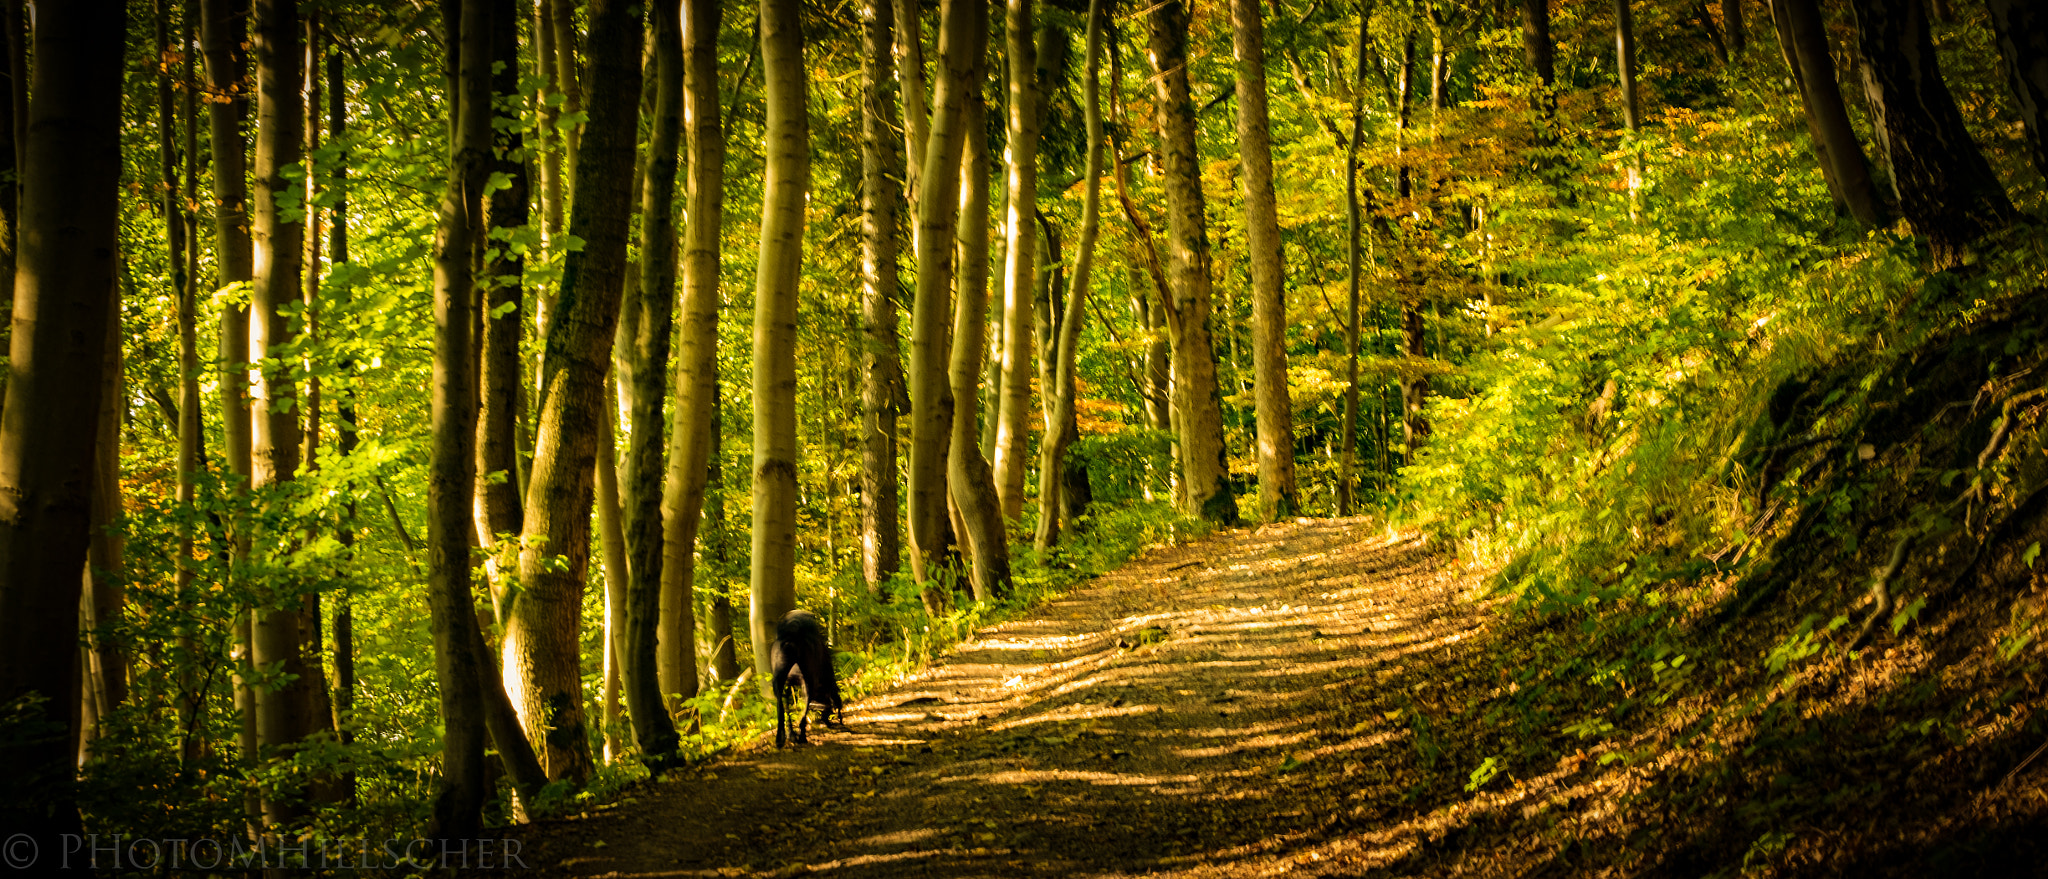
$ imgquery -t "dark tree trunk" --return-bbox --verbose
[477,0,530,615]
[630,0,686,752]
[1848,0,2018,267]
[1987,0,2048,180]
[0,0,125,842]
[859,0,908,591]
[507,0,642,785]
[1770,0,1890,228]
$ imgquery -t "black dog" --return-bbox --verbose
[772,609,844,747]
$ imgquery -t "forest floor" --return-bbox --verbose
[509,517,1520,878]
[497,515,2048,877]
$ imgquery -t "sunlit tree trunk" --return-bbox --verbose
[249,0,321,824]
[860,0,908,592]
[990,0,1041,521]
[158,0,197,744]
[907,0,984,591]
[0,0,123,841]
[534,0,565,243]
[594,377,628,761]
[1146,0,1236,525]
[949,91,1012,603]
[1037,0,1103,550]
[1988,0,2047,180]
[1231,0,1297,523]
[750,0,808,688]
[1847,0,2017,267]
[507,0,642,785]
[659,0,727,724]
[629,0,689,747]
[1768,0,1888,228]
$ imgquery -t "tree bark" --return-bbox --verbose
[158,0,198,750]
[325,40,354,798]
[657,0,727,732]
[949,91,1012,603]
[1848,0,2017,267]
[750,0,808,688]
[1037,0,1103,549]
[595,376,629,761]
[0,0,123,841]
[1769,0,1889,228]
[477,0,531,615]
[507,0,641,785]
[1147,0,1237,525]
[82,262,127,751]
[1340,10,1367,515]
[630,0,690,747]
[907,0,984,588]
[1231,0,1297,523]
[249,0,319,825]
[860,0,908,591]
[1722,0,1745,55]
[991,0,1042,521]
[1988,0,2048,180]
[425,0,497,841]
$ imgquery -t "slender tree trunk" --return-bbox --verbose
[1147,0,1236,525]
[1770,0,1889,227]
[990,0,1042,521]
[1037,0,1103,550]
[750,0,809,689]
[324,41,355,798]
[477,0,531,617]
[949,91,1012,602]
[595,376,629,760]
[627,0,689,745]
[0,0,123,841]
[657,0,726,734]
[82,276,126,751]
[0,0,16,416]
[1230,0,1297,523]
[249,0,319,824]
[159,0,200,749]
[552,0,584,186]
[907,0,985,589]
[507,0,641,785]
[535,0,565,243]
[1339,11,1367,516]
[704,385,741,682]
[199,0,260,797]
[1847,0,2017,267]
[425,0,496,842]
[1988,0,2048,180]
[860,0,908,591]
[1723,0,1745,55]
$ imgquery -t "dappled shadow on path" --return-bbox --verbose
[505,517,1518,878]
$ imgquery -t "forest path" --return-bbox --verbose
[516,517,1492,878]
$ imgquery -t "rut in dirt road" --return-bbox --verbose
[513,517,1490,878]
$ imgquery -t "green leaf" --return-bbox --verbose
[1890,596,1927,635]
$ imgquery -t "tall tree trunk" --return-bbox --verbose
[199,0,260,795]
[82,275,126,752]
[299,9,338,766]
[704,385,741,682]
[534,0,566,243]
[552,0,585,187]
[0,0,124,842]
[1339,10,1367,515]
[658,0,726,733]
[594,376,629,761]
[1522,0,1554,90]
[860,0,908,592]
[1848,0,2017,267]
[907,0,984,589]
[426,0,497,842]
[750,0,809,688]
[1231,0,1297,523]
[1147,0,1236,525]
[1988,0,2048,180]
[1769,0,1889,228]
[176,0,208,769]
[0,0,17,416]
[477,0,531,616]
[897,0,930,219]
[1037,0,1103,550]
[249,0,318,824]
[990,0,1041,521]
[949,91,1012,603]
[325,41,355,799]
[629,0,689,747]
[507,0,641,786]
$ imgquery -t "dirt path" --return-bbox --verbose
[513,517,1491,878]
